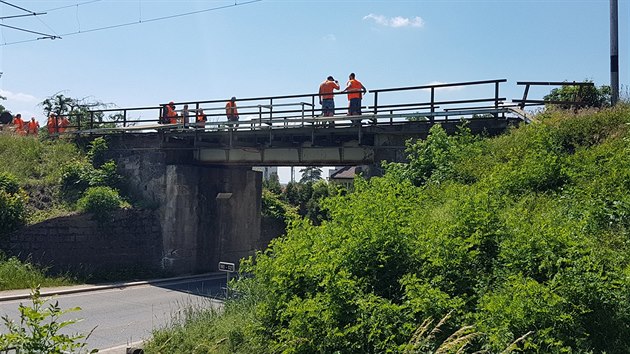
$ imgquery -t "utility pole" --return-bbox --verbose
[611,0,619,105]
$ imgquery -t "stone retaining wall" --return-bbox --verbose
[3,209,163,277]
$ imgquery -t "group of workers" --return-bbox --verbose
[3,113,41,136]
[318,72,367,118]
[46,113,71,134]
[161,96,239,129]
[1,112,73,137]
[162,72,365,129]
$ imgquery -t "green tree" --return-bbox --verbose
[263,172,282,195]
[40,93,119,130]
[543,81,611,109]
[299,166,322,183]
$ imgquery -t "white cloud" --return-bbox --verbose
[0,89,38,103]
[323,34,336,41]
[363,14,424,28]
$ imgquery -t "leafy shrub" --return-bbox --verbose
[147,105,630,353]
[0,173,28,236]
[0,287,96,353]
[0,172,19,194]
[87,136,108,168]
[60,159,122,204]
[77,186,123,217]
[59,160,92,203]
[261,189,294,222]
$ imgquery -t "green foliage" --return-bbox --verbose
[299,166,322,183]
[263,173,282,194]
[0,287,96,353]
[0,134,81,186]
[384,123,479,186]
[0,255,75,290]
[261,189,295,222]
[77,186,124,217]
[86,137,108,168]
[0,173,28,237]
[543,81,611,109]
[147,106,630,353]
[0,172,19,194]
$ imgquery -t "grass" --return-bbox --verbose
[0,134,81,186]
[0,254,77,291]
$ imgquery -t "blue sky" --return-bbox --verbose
[0,0,626,182]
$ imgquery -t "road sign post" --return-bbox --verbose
[218,261,235,298]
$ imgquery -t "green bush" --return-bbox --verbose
[77,186,123,216]
[0,287,96,353]
[0,173,28,237]
[147,106,630,353]
[87,137,108,168]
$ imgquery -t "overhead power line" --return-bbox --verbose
[0,0,263,46]
[0,1,57,39]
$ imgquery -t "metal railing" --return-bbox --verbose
[45,79,525,136]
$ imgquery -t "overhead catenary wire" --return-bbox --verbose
[0,0,263,46]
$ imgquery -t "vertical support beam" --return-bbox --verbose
[494,81,500,118]
[611,0,619,105]
[430,87,435,122]
[520,84,530,110]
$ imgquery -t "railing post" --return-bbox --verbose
[269,98,273,122]
[494,81,500,118]
[123,110,127,127]
[373,92,378,115]
[430,87,435,122]
[311,95,316,117]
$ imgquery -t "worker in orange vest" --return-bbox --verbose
[58,116,70,133]
[27,117,39,136]
[12,114,25,135]
[165,101,178,124]
[196,108,207,129]
[343,72,367,117]
[47,114,59,135]
[225,97,239,129]
[319,76,340,118]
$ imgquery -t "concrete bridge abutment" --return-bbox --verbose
[113,147,262,275]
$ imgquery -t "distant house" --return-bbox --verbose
[328,166,364,189]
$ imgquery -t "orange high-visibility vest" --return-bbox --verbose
[27,120,39,135]
[225,101,238,118]
[47,116,58,134]
[166,105,178,124]
[346,79,364,100]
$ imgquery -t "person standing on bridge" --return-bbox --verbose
[196,108,207,129]
[319,76,340,120]
[225,97,239,129]
[166,101,178,124]
[343,73,367,119]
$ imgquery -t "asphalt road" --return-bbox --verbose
[0,274,228,353]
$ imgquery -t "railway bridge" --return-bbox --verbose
[52,79,590,274]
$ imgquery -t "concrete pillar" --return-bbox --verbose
[160,165,262,274]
